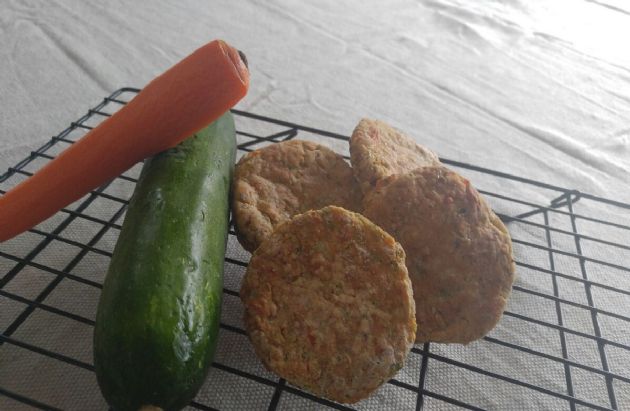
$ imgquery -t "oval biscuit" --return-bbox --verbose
[350,118,440,194]
[363,166,515,344]
[232,140,362,252]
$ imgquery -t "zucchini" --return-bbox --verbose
[94,113,236,411]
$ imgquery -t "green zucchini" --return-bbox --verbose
[94,113,236,411]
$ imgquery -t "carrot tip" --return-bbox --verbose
[218,41,249,88]
[238,50,248,69]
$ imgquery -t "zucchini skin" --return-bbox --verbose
[94,113,236,411]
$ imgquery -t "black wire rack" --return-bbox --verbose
[1,88,629,411]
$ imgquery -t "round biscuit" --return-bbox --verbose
[240,206,416,403]
[363,166,515,344]
[349,118,440,193]
[232,140,362,252]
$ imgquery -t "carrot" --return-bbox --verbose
[0,39,249,242]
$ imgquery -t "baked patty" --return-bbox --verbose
[232,140,362,252]
[363,166,515,344]
[240,206,416,403]
[349,118,440,194]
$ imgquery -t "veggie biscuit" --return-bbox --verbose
[240,206,416,403]
[232,140,362,252]
[363,166,515,344]
[350,118,440,194]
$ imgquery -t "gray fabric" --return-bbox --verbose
[1,1,629,410]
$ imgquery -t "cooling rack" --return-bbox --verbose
[1,88,629,411]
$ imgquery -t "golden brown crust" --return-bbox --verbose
[363,166,515,344]
[240,206,416,403]
[232,140,362,252]
[349,119,440,194]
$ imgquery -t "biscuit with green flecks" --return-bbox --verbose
[363,166,515,344]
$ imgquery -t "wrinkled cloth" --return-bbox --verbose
[1,0,629,410]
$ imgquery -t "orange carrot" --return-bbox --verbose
[0,39,249,242]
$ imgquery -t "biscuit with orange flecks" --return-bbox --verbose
[240,206,416,403]
[350,118,440,193]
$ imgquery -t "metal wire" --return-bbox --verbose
[0,88,629,410]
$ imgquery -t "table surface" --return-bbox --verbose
[1,1,630,410]
[2,0,629,201]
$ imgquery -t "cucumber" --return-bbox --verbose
[94,113,236,411]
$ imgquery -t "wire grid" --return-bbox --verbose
[0,88,629,411]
